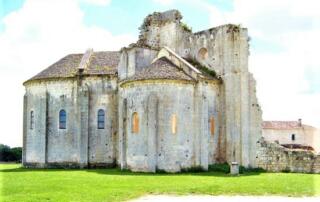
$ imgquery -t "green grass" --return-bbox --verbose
[1,164,319,202]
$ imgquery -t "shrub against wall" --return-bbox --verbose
[0,144,22,162]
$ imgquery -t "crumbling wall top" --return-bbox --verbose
[139,9,182,30]
[193,24,245,37]
[137,10,184,48]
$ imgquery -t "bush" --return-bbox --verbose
[208,163,230,173]
[155,168,167,173]
[181,22,192,32]
[239,166,266,174]
[0,144,22,162]
[281,168,291,173]
[209,163,266,174]
[181,166,205,173]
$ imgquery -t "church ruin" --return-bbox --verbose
[22,10,262,172]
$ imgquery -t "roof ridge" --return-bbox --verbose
[78,48,93,70]
[163,46,201,74]
[153,56,196,81]
[152,56,177,67]
[121,56,195,83]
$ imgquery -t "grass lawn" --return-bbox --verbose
[1,164,320,202]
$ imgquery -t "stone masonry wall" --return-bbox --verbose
[129,9,262,168]
[24,76,118,168]
[118,80,221,172]
[257,138,320,173]
[85,77,118,167]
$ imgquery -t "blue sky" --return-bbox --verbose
[0,0,286,57]
[80,0,233,35]
[0,0,23,31]
[0,0,231,36]
[0,0,24,16]
[0,0,319,146]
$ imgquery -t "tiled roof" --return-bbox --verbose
[84,51,120,75]
[262,121,302,129]
[121,57,194,83]
[25,51,120,83]
[281,144,314,151]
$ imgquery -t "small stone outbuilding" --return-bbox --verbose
[262,120,320,153]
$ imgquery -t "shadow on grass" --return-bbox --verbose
[88,169,262,177]
[1,166,262,177]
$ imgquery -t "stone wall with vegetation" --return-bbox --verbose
[257,138,320,173]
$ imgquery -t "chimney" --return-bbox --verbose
[298,118,302,127]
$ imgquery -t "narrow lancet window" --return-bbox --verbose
[97,109,105,129]
[30,111,34,130]
[171,114,177,134]
[132,112,139,133]
[59,109,67,129]
[210,116,215,136]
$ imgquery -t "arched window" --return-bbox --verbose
[59,109,67,129]
[30,110,34,130]
[210,116,215,136]
[97,109,105,129]
[171,114,177,134]
[198,48,208,60]
[132,112,139,133]
[291,134,295,141]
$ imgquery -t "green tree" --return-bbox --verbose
[0,144,22,162]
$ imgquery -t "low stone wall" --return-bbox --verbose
[257,138,320,173]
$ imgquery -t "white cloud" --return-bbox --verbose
[153,0,174,6]
[200,0,320,128]
[0,0,135,147]
[82,0,111,6]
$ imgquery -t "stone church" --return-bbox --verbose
[22,10,262,172]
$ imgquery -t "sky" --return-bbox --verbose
[0,0,319,147]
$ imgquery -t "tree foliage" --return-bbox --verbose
[0,144,22,162]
